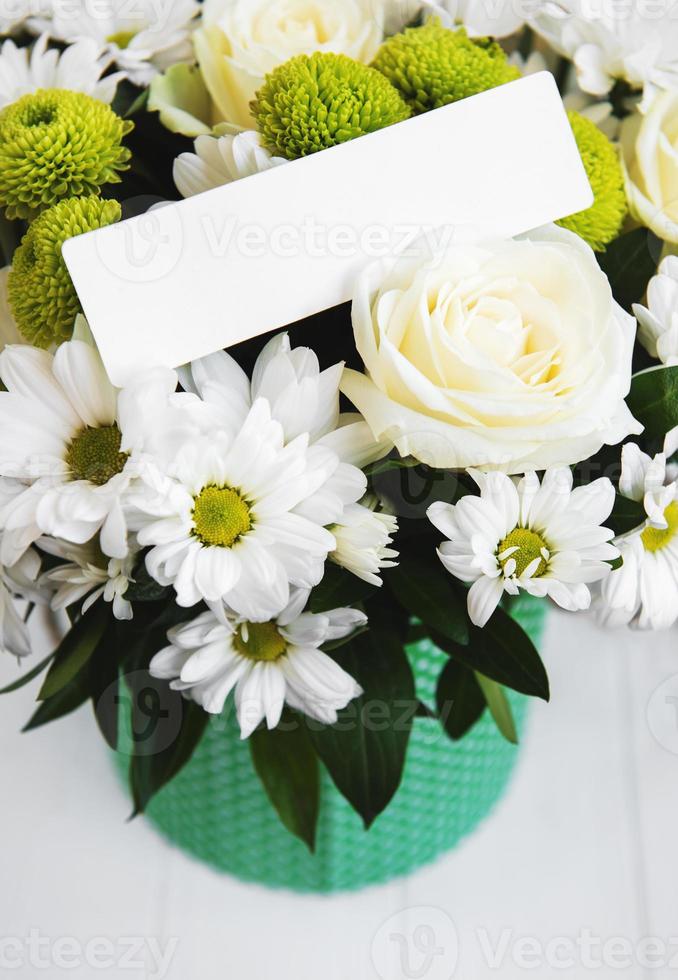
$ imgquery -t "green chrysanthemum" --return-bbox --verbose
[557,111,627,252]
[8,196,121,348]
[0,88,133,220]
[371,19,520,114]
[251,52,412,160]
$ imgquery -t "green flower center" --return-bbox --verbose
[233,621,287,662]
[66,424,129,486]
[192,485,251,548]
[497,527,549,578]
[641,501,678,553]
[107,30,137,49]
[23,102,56,127]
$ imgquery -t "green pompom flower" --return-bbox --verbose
[251,52,412,160]
[557,111,628,252]
[371,19,520,114]
[0,88,133,220]
[8,196,122,348]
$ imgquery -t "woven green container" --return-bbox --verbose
[116,596,544,892]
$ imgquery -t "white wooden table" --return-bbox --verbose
[1,606,677,979]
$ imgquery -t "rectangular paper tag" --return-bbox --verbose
[63,71,592,386]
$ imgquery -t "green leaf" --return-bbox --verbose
[128,682,209,815]
[609,493,646,536]
[23,668,91,731]
[309,563,377,614]
[436,658,486,740]
[627,366,678,442]
[90,626,121,750]
[432,604,550,701]
[250,711,319,850]
[307,626,415,828]
[38,602,110,701]
[111,79,148,118]
[475,673,518,744]
[387,555,470,645]
[0,651,55,695]
[597,227,658,312]
[364,455,420,478]
[125,88,149,118]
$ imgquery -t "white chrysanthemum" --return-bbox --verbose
[40,538,135,621]
[0,0,47,35]
[428,468,618,627]
[174,128,286,198]
[598,429,678,630]
[0,545,44,659]
[180,332,392,465]
[331,502,398,586]
[0,34,124,110]
[36,0,200,86]
[0,334,177,565]
[177,333,397,592]
[437,0,525,37]
[633,257,678,367]
[530,0,678,107]
[150,589,365,737]
[129,398,344,619]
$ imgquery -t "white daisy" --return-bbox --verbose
[330,501,398,587]
[150,589,365,737]
[598,429,678,630]
[178,333,397,585]
[428,468,618,628]
[633,257,678,367]
[39,0,200,86]
[0,0,47,35]
[0,34,124,110]
[0,545,44,660]
[173,128,287,199]
[530,0,678,108]
[40,538,136,621]
[438,0,525,37]
[0,334,177,565]
[129,398,341,620]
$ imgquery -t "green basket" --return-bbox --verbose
[115,596,545,893]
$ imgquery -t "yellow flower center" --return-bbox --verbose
[66,424,129,486]
[641,501,678,553]
[233,622,287,663]
[497,527,549,577]
[192,485,251,548]
[107,30,137,49]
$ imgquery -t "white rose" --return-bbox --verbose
[341,225,642,474]
[621,91,678,244]
[194,0,386,129]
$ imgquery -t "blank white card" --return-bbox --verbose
[63,71,592,386]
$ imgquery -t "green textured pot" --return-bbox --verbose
[116,596,545,893]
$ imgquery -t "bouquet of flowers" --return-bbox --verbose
[1,0,677,853]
